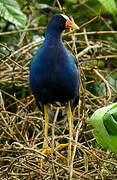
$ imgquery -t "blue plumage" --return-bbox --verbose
[30,14,80,110]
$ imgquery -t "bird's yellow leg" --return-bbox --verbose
[43,104,49,148]
[39,104,51,168]
[67,101,72,164]
[53,101,73,161]
[39,104,73,167]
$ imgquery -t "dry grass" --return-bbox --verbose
[0,19,117,179]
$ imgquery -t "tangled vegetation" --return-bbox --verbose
[0,0,117,179]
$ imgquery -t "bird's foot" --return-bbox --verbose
[55,143,73,163]
[38,146,51,168]
[54,143,70,151]
[39,144,69,168]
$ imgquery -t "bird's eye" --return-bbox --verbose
[58,17,63,22]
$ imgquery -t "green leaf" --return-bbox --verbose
[97,0,117,16]
[103,107,117,135]
[88,103,117,154]
[0,0,27,28]
[17,0,24,7]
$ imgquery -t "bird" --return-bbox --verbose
[29,14,80,167]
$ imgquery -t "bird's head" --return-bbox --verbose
[47,14,79,34]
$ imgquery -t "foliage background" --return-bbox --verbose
[0,0,117,179]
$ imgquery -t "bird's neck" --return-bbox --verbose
[45,29,62,44]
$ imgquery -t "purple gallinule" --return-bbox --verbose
[30,14,80,167]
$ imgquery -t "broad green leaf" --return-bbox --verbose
[97,0,117,16]
[0,0,27,28]
[88,103,117,154]
[103,109,117,135]
[109,107,117,119]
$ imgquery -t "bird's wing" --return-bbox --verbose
[67,51,80,109]
[67,50,78,67]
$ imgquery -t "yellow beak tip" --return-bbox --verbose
[71,23,80,30]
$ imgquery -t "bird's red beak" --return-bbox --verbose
[65,19,73,28]
[65,19,79,30]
